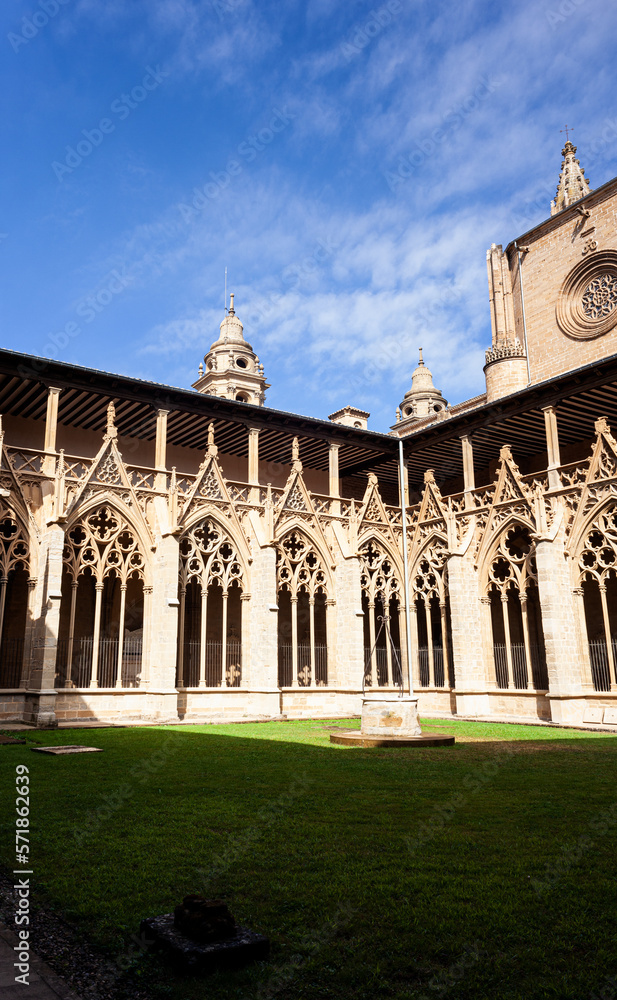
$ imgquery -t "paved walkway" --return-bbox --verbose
[0,922,81,999]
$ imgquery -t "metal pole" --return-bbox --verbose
[398,439,413,697]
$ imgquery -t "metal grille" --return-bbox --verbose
[0,637,24,688]
[511,643,528,690]
[56,637,142,688]
[278,644,328,687]
[278,644,293,688]
[493,642,548,691]
[181,641,242,688]
[493,644,509,689]
[418,647,430,687]
[530,644,549,690]
[433,647,445,688]
[589,640,612,692]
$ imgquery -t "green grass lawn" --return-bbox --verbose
[2,717,617,999]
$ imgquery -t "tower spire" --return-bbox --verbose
[394,351,447,426]
[551,133,591,215]
[192,293,270,405]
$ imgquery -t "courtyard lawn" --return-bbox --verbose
[1,718,617,999]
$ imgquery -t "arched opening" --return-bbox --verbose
[487,524,548,691]
[58,506,146,689]
[276,531,329,687]
[412,541,453,689]
[277,587,293,687]
[0,565,29,688]
[0,510,29,690]
[177,517,245,688]
[576,503,617,691]
[360,539,403,688]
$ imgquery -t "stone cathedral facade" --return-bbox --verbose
[2,141,617,729]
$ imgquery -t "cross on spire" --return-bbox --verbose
[560,124,573,143]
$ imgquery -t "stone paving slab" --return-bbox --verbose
[0,922,81,999]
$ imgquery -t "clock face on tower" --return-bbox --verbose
[557,251,617,340]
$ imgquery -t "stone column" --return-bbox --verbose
[573,587,594,692]
[43,388,62,478]
[447,547,491,716]
[542,406,561,490]
[534,525,592,724]
[145,533,180,715]
[44,387,62,454]
[25,523,65,727]
[332,555,365,692]
[461,435,475,509]
[248,428,260,502]
[155,409,169,492]
[245,543,279,701]
[329,443,340,515]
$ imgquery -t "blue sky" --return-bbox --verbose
[2,0,617,432]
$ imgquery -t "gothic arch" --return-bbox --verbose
[574,498,617,692]
[178,513,248,689]
[359,535,404,688]
[276,527,331,688]
[410,533,453,689]
[0,503,31,689]
[58,499,149,690]
[482,520,547,692]
[63,500,149,586]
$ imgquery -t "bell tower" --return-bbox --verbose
[192,293,270,405]
[392,350,448,431]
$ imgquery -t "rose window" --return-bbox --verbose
[582,274,617,320]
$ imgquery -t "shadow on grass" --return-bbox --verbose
[2,722,617,1000]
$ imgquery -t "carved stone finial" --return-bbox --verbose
[499,444,513,462]
[105,402,118,441]
[424,469,436,484]
[595,416,610,436]
[395,407,401,423]
[368,472,378,486]
[198,362,204,378]
[292,437,300,462]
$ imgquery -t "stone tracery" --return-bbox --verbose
[178,516,245,689]
[485,523,547,692]
[359,537,403,688]
[0,508,30,688]
[577,501,617,692]
[411,538,452,689]
[58,504,147,691]
[276,530,329,688]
